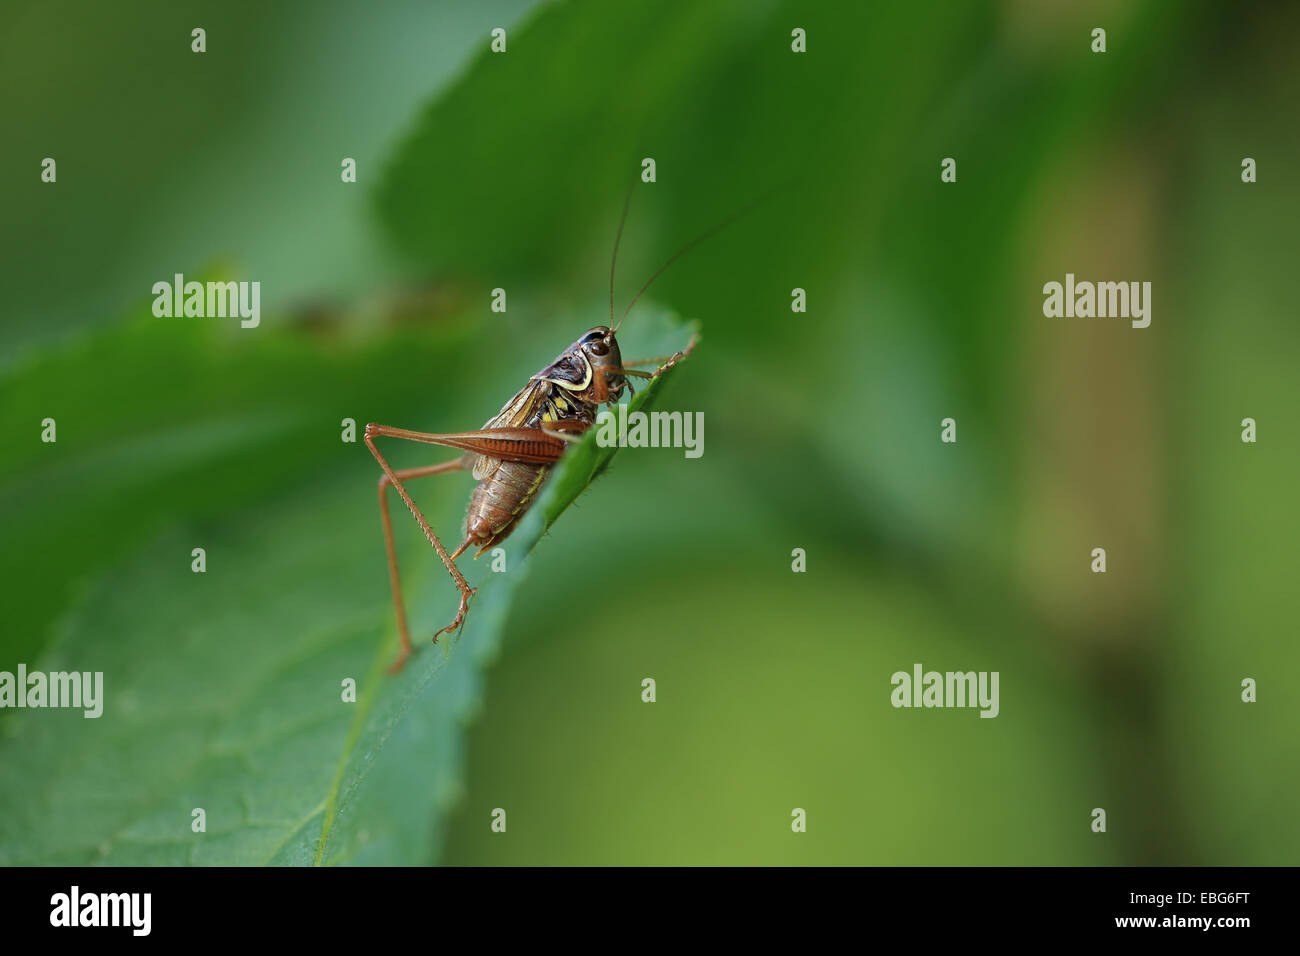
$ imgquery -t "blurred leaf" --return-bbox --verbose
[0,306,481,673]
[442,557,1109,865]
[0,308,693,865]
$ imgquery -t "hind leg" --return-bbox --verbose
[369,450,472,673]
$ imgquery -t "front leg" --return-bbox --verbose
[623,331,700,376]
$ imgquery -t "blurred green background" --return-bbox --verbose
[1,0,1297,865]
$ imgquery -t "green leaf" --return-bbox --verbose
[0,307,694,866]
[0,308,483,674]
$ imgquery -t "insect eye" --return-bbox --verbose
[588,340,609,356]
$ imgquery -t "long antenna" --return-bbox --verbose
[608,183,635,327]
[612,186,782,334]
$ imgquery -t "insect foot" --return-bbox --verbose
[433,587,478,643]
[652,333,699,377]
[386,647,410,676]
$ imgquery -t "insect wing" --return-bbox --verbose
[471,379,550,480]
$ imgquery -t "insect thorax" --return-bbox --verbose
[533,382,597,428]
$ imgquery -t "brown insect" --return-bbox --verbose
[365,191,714,672]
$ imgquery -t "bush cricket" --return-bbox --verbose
[365,190,732,672]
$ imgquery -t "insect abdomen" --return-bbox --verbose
[465,461,550,553]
